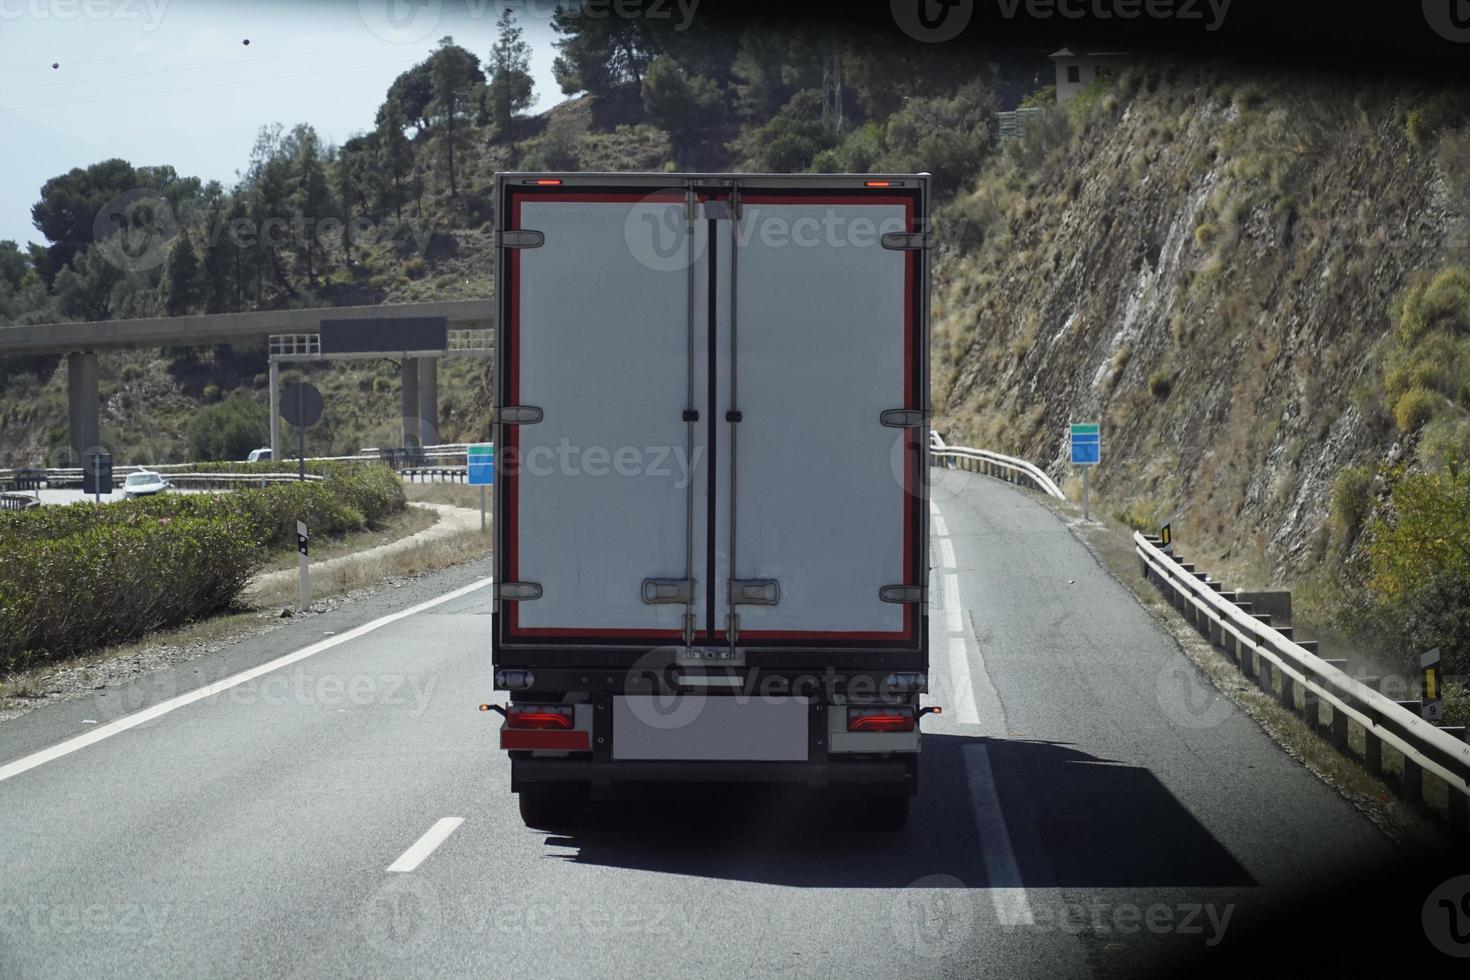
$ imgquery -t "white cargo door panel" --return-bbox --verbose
[506,194,693,639]
[728,197,915,641]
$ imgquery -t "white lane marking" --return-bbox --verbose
[938,534,957,570]
[931,513,949,538]
[968,744,1035,925]
[928,499,941,517]
[943,570,964,634]
[0,577,494,785]
[947,635,980,725]
[387,817,464,873]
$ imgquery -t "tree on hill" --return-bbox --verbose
[485,6,535,142]
[386,60,435,134]
[158,230,202,316]
[374,96,414,221]
[53,245,126,321]
[0,241,27,291]
[187,389,270,462]
[642,56,722,168]
[427,37,485,197]
[551,7,656,96]
[284,123,333,287]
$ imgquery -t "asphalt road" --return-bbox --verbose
[0,472,1429,978]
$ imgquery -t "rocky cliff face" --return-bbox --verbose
[933,64,1466,580]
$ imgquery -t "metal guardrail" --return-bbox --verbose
[928,432,1066,500]
[0,445,477,485]
[0,492,40,512]
[1134,530,1470,825]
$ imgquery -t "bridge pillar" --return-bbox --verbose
[418,357,438,447]
[268,361,281,461]
[66,351,99,465]
[401,357,420,449]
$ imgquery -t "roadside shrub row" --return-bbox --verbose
[0,516,259,669]
[0,464,405,669]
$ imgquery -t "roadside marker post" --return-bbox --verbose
[1422,648,1443,722]
[467,443,495,533]
[1069,423,1101,522]
[297,520,310,612]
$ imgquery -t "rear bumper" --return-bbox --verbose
[510,755,915,791]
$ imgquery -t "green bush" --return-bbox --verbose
[1393,386,1440,433]
[1396,266,1470,347]
[1329,466,1375,545]
[0,516,258,669]
[1365,462,1470,676]
[0,464,405,667]
[188,390,270,462]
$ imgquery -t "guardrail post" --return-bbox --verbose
[1401,758,1423,803]
[1279,671,1296,712]
[1303,685,1322,731]
[1331,706,1351,753]
[1364,728,1383,777]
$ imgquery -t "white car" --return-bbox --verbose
[121,470,170,498]
[247,448,272,463]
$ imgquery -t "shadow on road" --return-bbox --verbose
[543,734,1255,889]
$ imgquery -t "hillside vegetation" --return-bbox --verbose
[931,62,1470,675]
[0,15,1017,465]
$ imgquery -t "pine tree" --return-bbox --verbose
[428,37,484,197]
[486,7,535,142]
[159,230,201,316]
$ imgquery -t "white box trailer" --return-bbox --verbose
[491,172,934,829]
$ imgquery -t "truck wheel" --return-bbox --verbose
[517,783,588,829]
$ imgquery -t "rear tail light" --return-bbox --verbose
[507,705,573,730]
[500,703,588,751]
[847,707,916,733]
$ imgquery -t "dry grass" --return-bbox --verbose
[403,481,491,510]
[256,504,438,574]
[247,521,491,607]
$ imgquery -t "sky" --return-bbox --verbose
[0,0,567,247]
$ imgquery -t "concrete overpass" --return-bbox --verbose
[0,300,493,463]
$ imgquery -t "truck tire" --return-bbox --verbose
[517,783,589,829]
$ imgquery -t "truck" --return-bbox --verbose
[490,172,934,830]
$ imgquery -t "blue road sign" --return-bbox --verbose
[467,444,495,486]
[1070,423,1101,466]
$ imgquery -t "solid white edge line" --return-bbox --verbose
[387,817,465,873]
[0,577,495,785]
[938,535,957,569]
[968,745,1035,926]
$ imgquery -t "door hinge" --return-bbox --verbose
[725,613,740,643]
[642,578,694,604]
[682,612,696,646]
[732,579,780,606]
[499,229,544,249]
